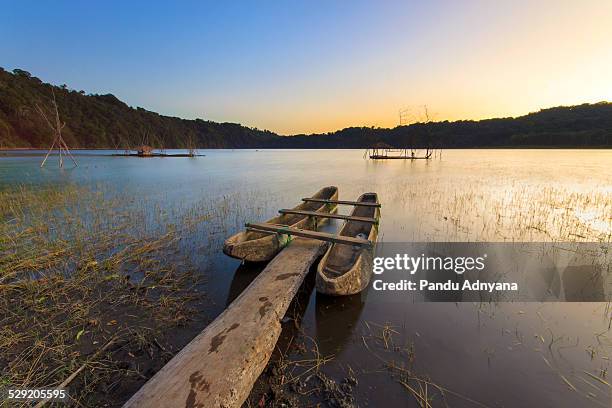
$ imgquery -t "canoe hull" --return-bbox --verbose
[316,193,379,296]
[223,187,338,263]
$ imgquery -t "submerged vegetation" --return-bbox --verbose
[0,183,214,406]
[0,151,609,407]
[384,177,612,243]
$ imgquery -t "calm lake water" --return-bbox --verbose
[1,149,611,407]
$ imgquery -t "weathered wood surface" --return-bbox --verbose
[316,193,380,296]
[301,198,381,207]
[123,238,328,408]
[246,223,372,246]
[223,186,338,262]
[278,209,377,224]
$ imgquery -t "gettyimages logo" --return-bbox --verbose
[372,253,488,275]
[367,243,611,302]
[369,252,517,294]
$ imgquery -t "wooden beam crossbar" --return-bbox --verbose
[246,223,372,247]
[278,209,377,224]
[302,198,381,208]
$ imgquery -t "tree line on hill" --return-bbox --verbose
[0,68,610,149]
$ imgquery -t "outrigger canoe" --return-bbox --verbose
[223,186,338,262]
[316,193,380,295]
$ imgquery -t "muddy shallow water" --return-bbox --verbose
[1,149,610,407]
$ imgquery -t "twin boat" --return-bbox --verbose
[223,186,380,295]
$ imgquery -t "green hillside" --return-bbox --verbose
[1,68,610,149]
[0,68,279,149]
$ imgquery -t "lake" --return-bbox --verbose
[1,149,610,407]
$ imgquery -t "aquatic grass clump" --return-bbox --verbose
[0,183,210,406]
[385,175,611,242]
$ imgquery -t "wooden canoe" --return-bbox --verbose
[223,186,338,262]
[316,193,380,295]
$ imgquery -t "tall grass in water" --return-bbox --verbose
[0,183,229,406]
[384,178,611,242]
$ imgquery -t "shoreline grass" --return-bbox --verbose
[0,183,210,406]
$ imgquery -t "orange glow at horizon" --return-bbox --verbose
[200,1,612,135]
[14,1,608,136]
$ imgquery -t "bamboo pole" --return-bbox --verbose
[37,88,78,168]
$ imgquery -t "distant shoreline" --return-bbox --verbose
[3,70,610,150]
[1,146,611,151]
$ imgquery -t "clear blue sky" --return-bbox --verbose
[2,1,611,134]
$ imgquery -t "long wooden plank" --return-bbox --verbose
[302,198,381,207]
[278,209,377,223]
[124,238,328,408]
[246,222,372,246]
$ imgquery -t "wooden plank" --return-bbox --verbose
[278,209,377,224]
[302,198,381,208]
[123,238,328,408]
[246,222,372,247]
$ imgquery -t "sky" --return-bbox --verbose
[2,0,611,135]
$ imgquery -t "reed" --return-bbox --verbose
[0,183,215,406]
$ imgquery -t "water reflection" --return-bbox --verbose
[2,149,610,407]
[525,266,562,301]
[315,291,367,357]
[225,263,266,306]
[562,265,605,301]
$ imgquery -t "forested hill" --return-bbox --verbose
[288,102,612,148]
[0,68,280,148]
[1,67,611,149]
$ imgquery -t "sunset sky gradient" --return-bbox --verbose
[2,0,611,134]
